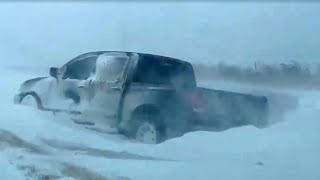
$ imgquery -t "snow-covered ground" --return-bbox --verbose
[0,66,319,180]
[0,2,320,179]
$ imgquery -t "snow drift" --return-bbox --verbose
[0,66,319,180]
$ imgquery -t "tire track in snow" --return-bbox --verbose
[41,138,174,161]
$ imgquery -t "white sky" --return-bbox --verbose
[0,2,319,67]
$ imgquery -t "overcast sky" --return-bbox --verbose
[0,2,319,67]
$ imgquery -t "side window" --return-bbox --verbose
[133,57,171,85]
[133,56,196,88]
[63,56,97,80]
[93,53,129,82]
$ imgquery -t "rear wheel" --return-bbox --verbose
[131,113,166,144]
[136,121,159,144]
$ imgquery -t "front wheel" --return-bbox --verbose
[18,92,43,110]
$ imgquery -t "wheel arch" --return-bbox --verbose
[19,91,44,110]
[131,103,161,118]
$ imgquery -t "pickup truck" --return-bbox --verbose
[14,51,269,143]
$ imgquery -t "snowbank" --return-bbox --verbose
[0,68,319,180]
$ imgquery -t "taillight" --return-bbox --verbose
[189,91,205,109]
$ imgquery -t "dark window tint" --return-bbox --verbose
[133,56,196,88]
[63,56,97,80]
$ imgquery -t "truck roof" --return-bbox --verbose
[69,51,190,65]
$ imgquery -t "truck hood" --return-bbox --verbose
[20,77,49,92]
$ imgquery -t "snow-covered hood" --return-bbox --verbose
[19,76,49,92]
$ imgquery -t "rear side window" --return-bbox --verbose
[133,56,196,88]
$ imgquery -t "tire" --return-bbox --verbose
[131,113,166,144]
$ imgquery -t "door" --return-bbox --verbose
[48,54,98,111]
[76,52,132,126]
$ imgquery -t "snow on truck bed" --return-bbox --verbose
[1,68,320,180]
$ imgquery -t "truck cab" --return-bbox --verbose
[15,51,269,144]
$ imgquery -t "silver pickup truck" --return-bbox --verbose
[15,51,269,143]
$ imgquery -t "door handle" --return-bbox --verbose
[111,82,124,90]
[111,86,121,90]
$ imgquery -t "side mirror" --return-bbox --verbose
[49,67,58,78]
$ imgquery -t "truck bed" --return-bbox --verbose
[194,87,269,129]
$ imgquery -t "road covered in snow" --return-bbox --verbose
[0,67,319,180]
